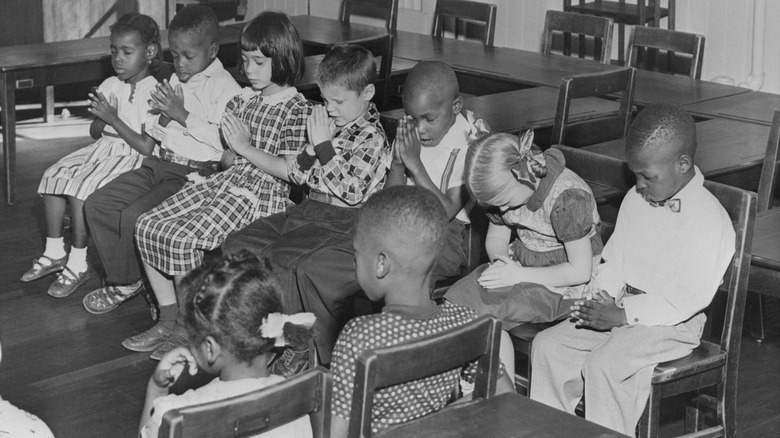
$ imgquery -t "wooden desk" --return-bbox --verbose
[380,393,628,438]
[0,26,240,205]
[382,87,620,136]
[631,70,750,108]
[681,91,780,126]
[750,208,780,297]
[583,118,769,184]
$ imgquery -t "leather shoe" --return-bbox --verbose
[20,255,67,282]
[150,324,190,360]
[47,267,89,298]
[122,324,173,352]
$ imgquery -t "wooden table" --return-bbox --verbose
[681,91,780,126]
[380,393,628,437]
[381,86,620,138]
[0,26,240,205]
[582,118,769,184]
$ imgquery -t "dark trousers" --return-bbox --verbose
[84,157,209,285]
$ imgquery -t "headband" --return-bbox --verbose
[466,110,491,143]
[260,312,316,347]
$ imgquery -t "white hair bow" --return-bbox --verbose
[260,312,316,347]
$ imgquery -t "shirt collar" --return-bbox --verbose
[337,102,380,136]
[196,58,224,79]
[382,303,441,320]
[436,113,471,148]
[237,86,299,105]
[525,148,566,212]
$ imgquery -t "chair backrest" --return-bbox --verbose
[175,0,240,21]
[349,315,501,437]
[330,34,394,111]
[551,67,637,148]
[340,0,400,32]
[757,109,780,213]
[158,367,332,438]
[432,0,498,47]
[542,10,614,64]
[702,181,755,378]
[627,26,705,79]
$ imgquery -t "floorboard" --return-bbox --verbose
[1,122,779,438]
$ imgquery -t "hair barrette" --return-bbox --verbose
[260,312,316,347]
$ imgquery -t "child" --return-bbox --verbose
[127,11,311,360]
[138,250,315,438]
[329,185,513,438]
[83,5,240,314]
[444,130,603,376]
[292,60,487,367]
[530,105,735,435]
[21,13,161,299]
[221,44,392,372]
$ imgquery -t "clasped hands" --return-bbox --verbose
[392,116,423,173]
[570,290,627,330]
[150,79,187,126]
[151,347,198,389]
[88,90,119,126]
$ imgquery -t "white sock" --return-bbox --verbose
[42,237,67,262]
[65,246,88,274]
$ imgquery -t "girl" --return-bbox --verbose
[444,131,603,375]
[139,251,315,438]
[116,11,311,360]
[21,13,161,298]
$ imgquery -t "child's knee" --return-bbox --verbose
[582,348,618,379]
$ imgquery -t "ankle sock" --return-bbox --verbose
[115,280,143,294]
[42,237,67,262]
[158,304,178,332]
[65,246,88,274]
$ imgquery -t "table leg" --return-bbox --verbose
[42,85,54,123]
[1,72,17,205]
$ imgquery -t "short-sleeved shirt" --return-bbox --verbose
[331,301,479,434]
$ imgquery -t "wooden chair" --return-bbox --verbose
[551,67,636,148]
[627,26,705,79]
[432,0,498,47]
[340,0,400,33]
[174,0,246,21]
[637,181,756,438]
[542,10,614,64]
[746,109,780,341]
[348,315,502,437]
[564,0,676,64]
[158,367,332,438]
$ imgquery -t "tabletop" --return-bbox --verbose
[681,91,780,126]
[752,208,780,271]
[379,393,628,438]
[582,118,769,179]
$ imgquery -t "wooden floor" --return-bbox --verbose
[1,120,780,437]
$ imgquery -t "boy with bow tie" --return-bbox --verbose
[530,104,736,435]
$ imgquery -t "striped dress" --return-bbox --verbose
[37,75,156,200]
[135,87,310,275]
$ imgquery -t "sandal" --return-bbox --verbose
[20,255,68,282]
[47,266,89,298]
[83,282,144,315]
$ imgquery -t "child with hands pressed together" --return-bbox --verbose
[21,13,161,299]
[139,250,316,438]
[83,5,240,316]
[530,105,736,435]
[128,11,311,361]
[223,44,392,372]
[445,131,603,376]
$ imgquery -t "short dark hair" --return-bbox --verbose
[181,250,312,364]
[402,61,459,104]
[169,5,219,44]
[238,11,305,86]
[626,104,697,160]
[357,186,448,259]
[110,13,163,71]
[317,44,376,92]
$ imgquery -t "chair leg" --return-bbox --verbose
[41,85,54,123]
[637,389,661,438]
[747,292,766,342]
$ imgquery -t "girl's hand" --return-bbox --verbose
[394,117,424,173]
[477,255,523,289]
[150,80,187,124]
[88,90,119,126]
[221,113,252,157]
[151,346,198,389]
[307,105,334,146]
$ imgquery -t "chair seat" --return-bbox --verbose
[651,340,726,384]
[567,1,669,25]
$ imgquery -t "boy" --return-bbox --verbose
[221,44,392,372]
[530,104,736,435]
[329,185,513,438]
[294,60,488,366]
[83,6,240,315]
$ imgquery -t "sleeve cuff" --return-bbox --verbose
[314,140,336,164]
[296,149,318,170]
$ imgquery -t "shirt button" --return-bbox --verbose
[184,131,190,136]
[634,318,639,323]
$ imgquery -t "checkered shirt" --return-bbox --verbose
[331,301,481,434]
[135,88,310,275]
[288,104,391,206]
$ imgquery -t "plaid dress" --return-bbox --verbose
[38,75,156,200]
[135,87,310,275]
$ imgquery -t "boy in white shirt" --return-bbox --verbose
[530,104,736,435]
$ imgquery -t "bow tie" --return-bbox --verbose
[648,198,681,213]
